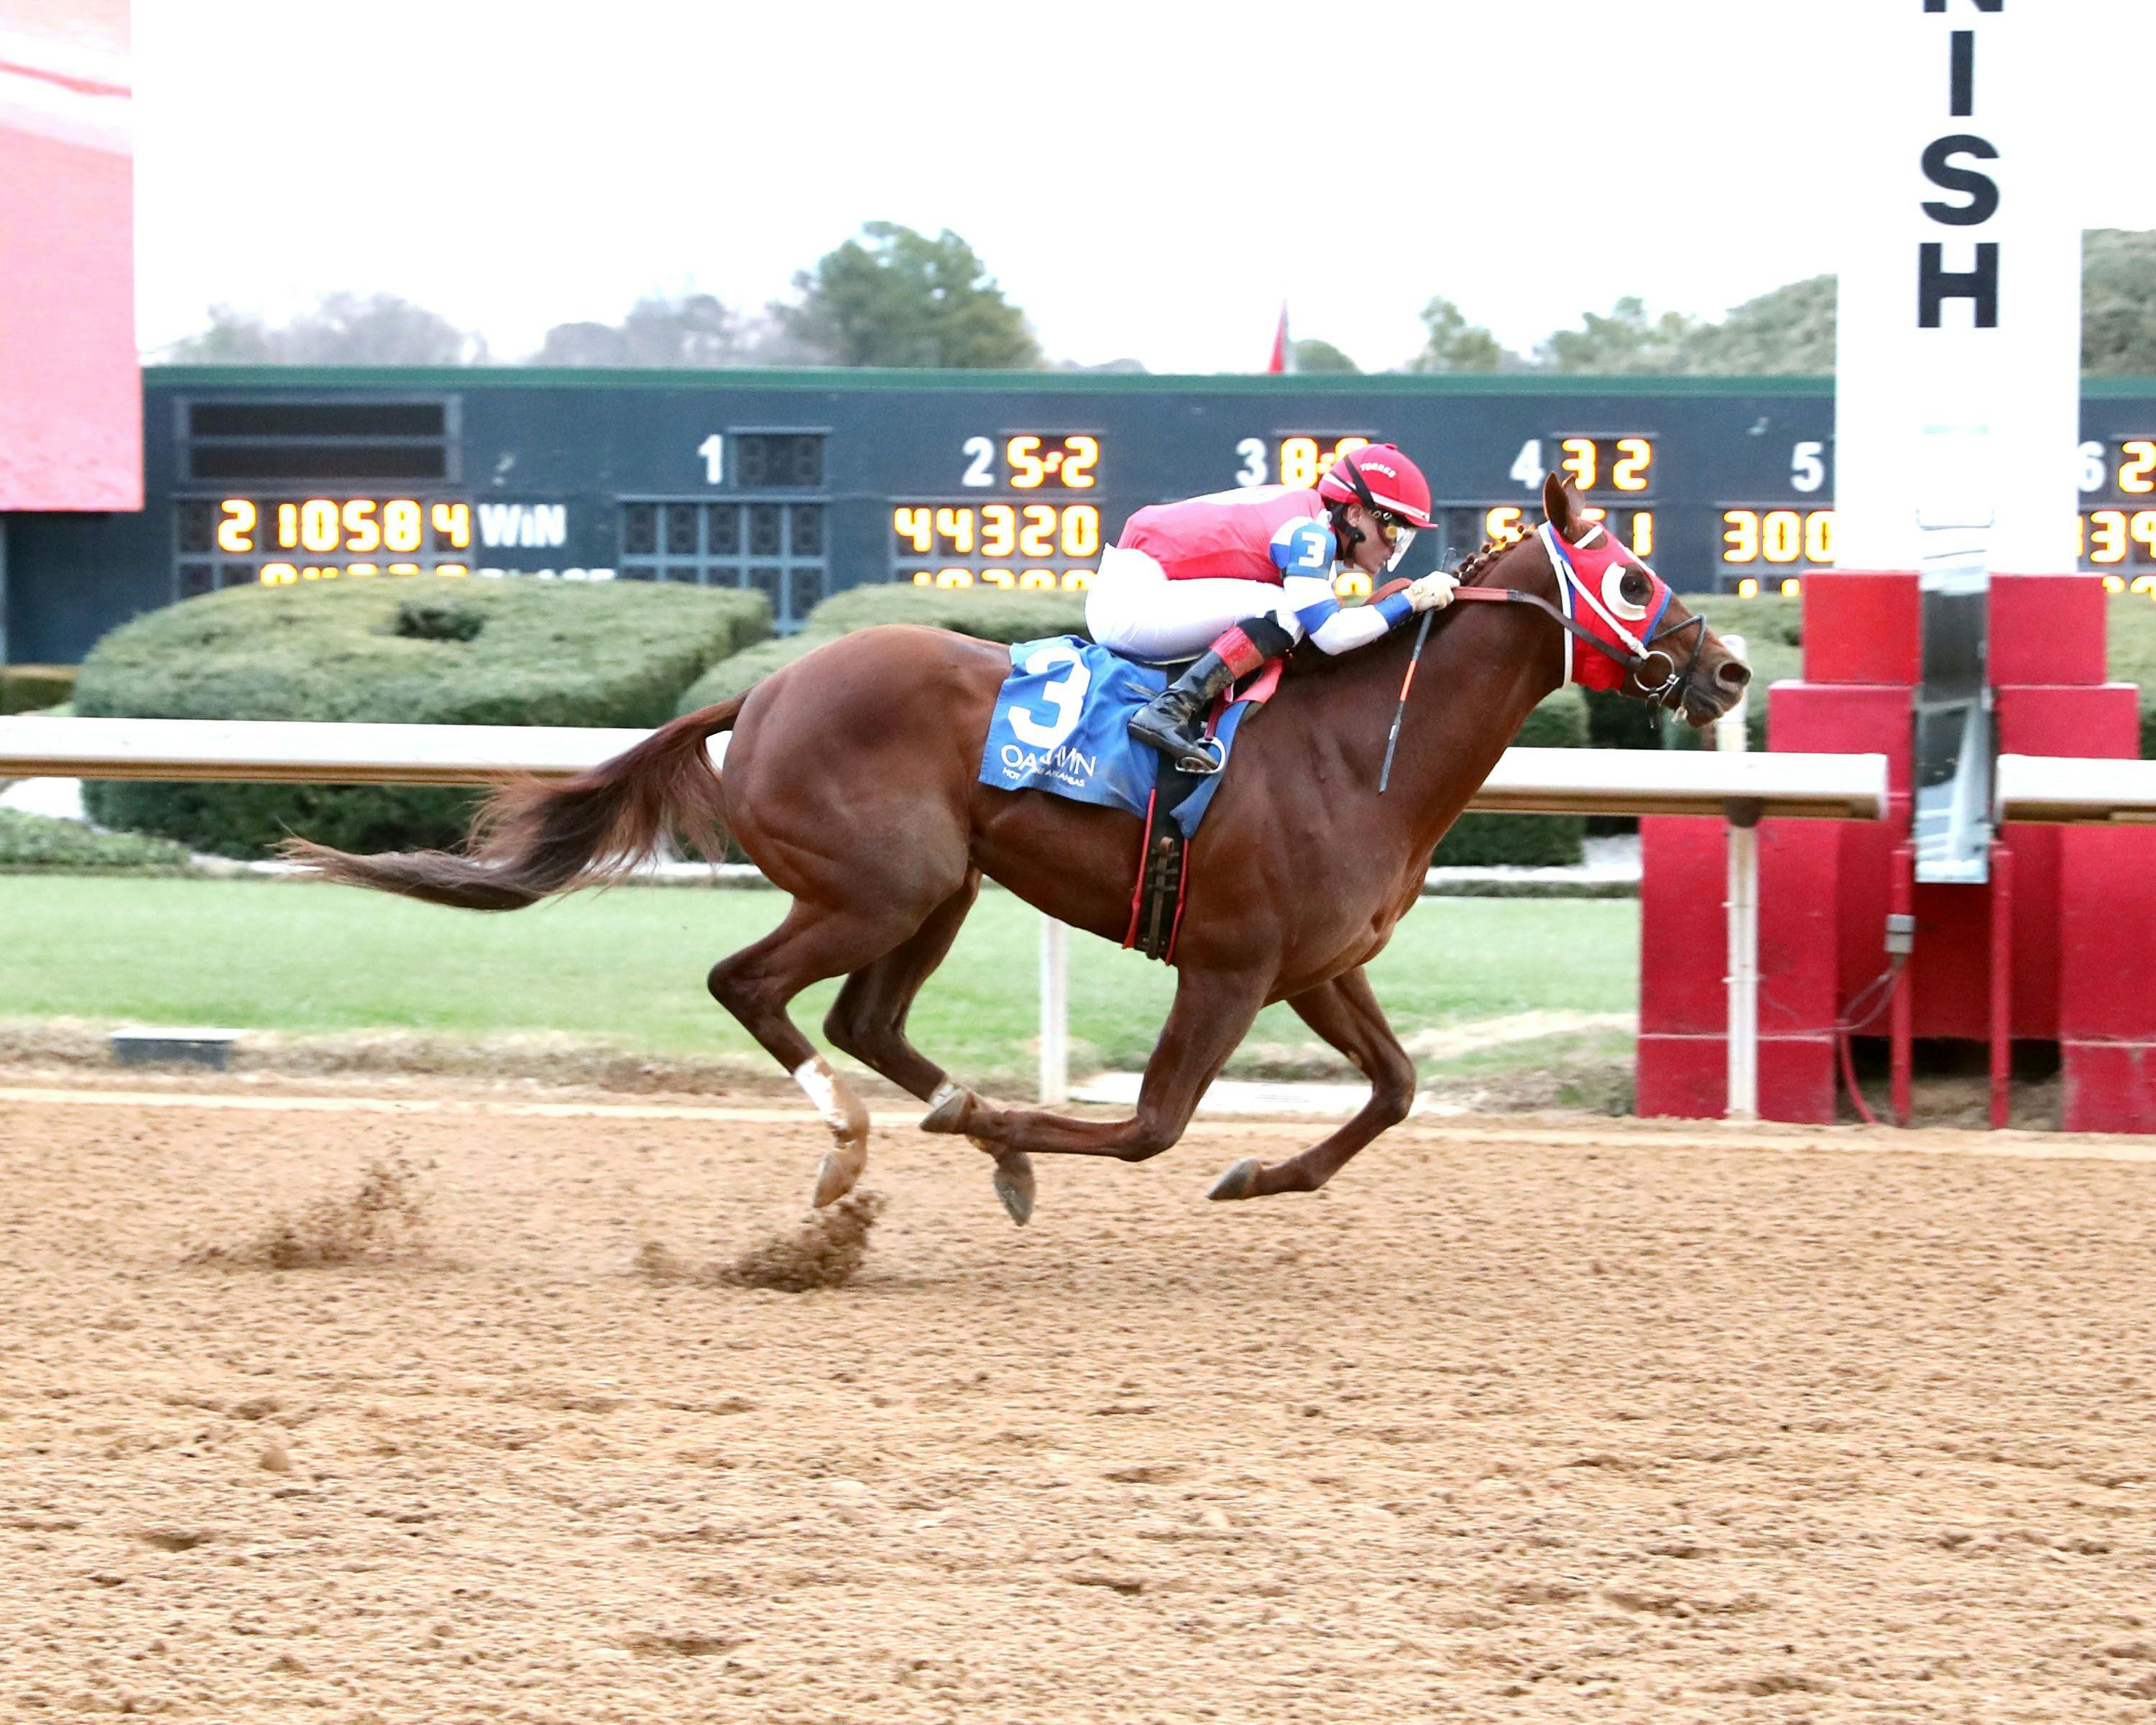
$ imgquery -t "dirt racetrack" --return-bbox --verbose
[6,1078,2156,1724]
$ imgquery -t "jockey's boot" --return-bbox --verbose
[1128,615,1294,776]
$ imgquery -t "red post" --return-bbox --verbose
[1890,840,1915,1128]
[1989,842,2014,1130]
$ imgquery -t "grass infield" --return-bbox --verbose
[0,876,1636,1087]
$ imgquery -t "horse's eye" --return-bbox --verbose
[1619,569,1651,607]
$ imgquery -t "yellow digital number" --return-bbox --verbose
[1334,571,1373,600]
[2122,441,2156,494]
[1018,569,1058,592]
[1629,510,1655,558]
[217,499,257,553]
[384,500,423,553]
[1321,436,1369,479]
[1061,505,1100,558]
[1578,505,1606,524]
[934,567,974,589]
[387,562,420,576]
[1061,436,1100,489]
[2134,511,2156,561]
[1279,437,1319,489]
[1805,510,1837,564]
[1722,510,1761,564]
[300,497,340,553]
[1018,505,1056,558]
[346,563,379,579]
[1779,578,1802,598]
[260,562,298,585]
[2134,575,2156,597]
[910,570,932,586]
[1059,569,1090,592]
[435,564,469,579]
[431,502,471,549]
[275,503,298,549]
[980,504,1017,557]
[1736,577,1761,598]
[1613,437,1651,492]
[1006,436,1046,489]
[934,507,975,554]
[1483,506,1525,546]
[1762,510,1801,564]
[980,568,1015,589]
[893,506,933,553]
[2088,509,2128,564]
[341,499,381,553]
[1560,437,1597,492]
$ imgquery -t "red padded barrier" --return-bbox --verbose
[1800,572,1921,686]
[1989,574,2109,686]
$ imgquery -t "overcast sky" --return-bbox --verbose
[132,0,2156,374]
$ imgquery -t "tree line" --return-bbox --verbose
[162,224,2156,377]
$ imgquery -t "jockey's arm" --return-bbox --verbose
[1270,518,1417,656]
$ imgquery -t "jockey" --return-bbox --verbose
[1091,443,1459,774]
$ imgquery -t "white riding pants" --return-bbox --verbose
[1085,546,1299,663]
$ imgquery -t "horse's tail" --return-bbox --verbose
[281,697,744,911]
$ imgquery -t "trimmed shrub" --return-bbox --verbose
[0,809,193,872]
[676,583,1086,714]
[1,663,77,714]
[1661,596,1804,753]
[2105,599,2156,758]
[78,579,768,857]
[1430,687,1590,868]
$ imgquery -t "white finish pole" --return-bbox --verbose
[1038,915,1068,1105]
[1717,635,1758,1122]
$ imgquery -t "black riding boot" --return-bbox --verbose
[1128,615,1294,775]
[1128,648,1240,774]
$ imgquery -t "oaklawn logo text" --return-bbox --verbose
[1000,741,1098,785]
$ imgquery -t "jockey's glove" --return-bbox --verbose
[1404,572,1460,612]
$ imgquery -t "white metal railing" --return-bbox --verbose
[0,713,1890,1115]
[1994,753,2156,824]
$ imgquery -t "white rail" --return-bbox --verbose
[0,716,1888,818]
[1994,753,2156,824]
[0,714,1891,1117]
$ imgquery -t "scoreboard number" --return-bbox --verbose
[698,434,724,485]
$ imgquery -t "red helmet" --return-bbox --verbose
[1317,442,1437,530]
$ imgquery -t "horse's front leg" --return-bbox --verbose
[1209,966,1415,1200]
[923,965,1268,1163]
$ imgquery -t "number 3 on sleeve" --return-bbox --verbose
[1269,518,1336,576]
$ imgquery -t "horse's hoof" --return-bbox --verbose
[920,1085,977,1136]
[992,1153,1036,1228]
[1208,1157,1262,1202]
[811,1142,866,1208]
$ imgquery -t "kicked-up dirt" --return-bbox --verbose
[3,1077,2155,1722]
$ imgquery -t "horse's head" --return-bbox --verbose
[1533,472,1751,728]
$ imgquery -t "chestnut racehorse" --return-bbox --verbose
[291,474,1750,1221]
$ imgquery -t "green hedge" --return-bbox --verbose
[78,579,768,858]
[1430,688,1590,867]
[677,584,1087,713]
[2,663,77,714]
[0,809,194,872]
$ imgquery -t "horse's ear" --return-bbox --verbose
[1541,470,1574,538]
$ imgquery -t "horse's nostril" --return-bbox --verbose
[1717,659,1754,689]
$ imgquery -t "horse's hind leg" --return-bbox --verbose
[706,898,938,1207]
[1209,967,1416,1201]
[823,870,981,1103]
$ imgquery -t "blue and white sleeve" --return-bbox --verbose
[1282,574,1418,656]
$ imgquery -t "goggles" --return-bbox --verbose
[1370,509,1416,571]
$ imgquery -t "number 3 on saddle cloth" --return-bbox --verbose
[978,635,1283,962]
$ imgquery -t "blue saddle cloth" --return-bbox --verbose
[977,635,1261,839]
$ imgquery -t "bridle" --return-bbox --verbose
[1447,523,1708,709]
